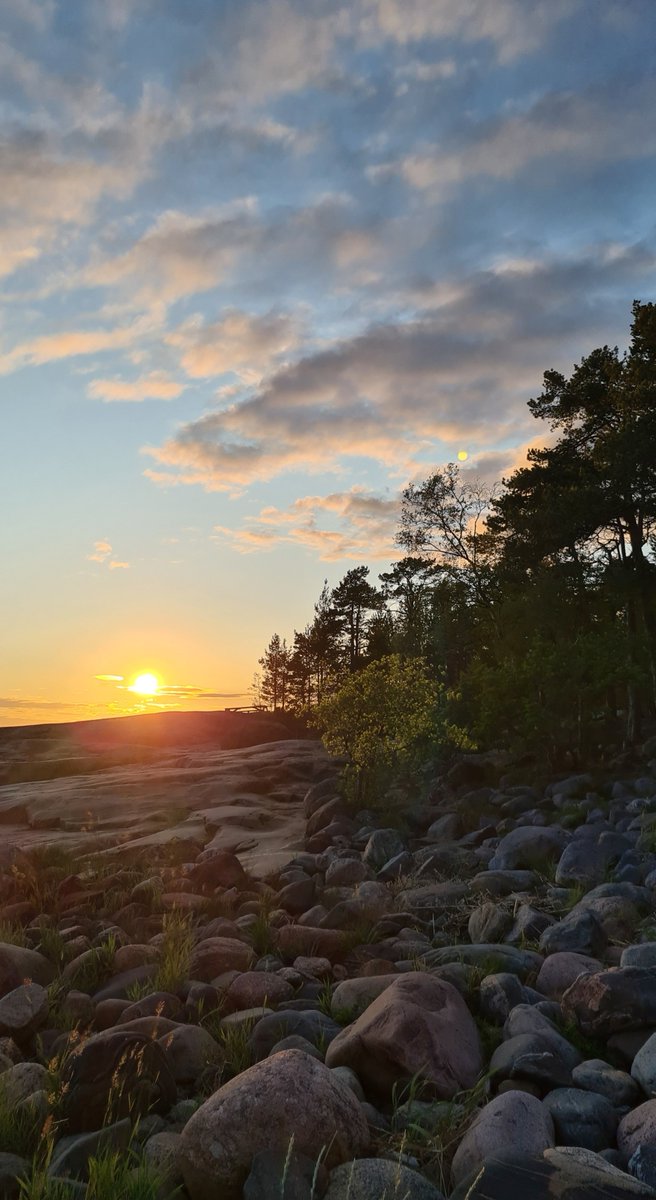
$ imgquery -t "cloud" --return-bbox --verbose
[393,78,656,192]
[2,0,55,31]
[357,0,577,62]
[167,310,301,382]
[87,540,130,569]
[87,539,113,563]
[0,315,156,374]
[214,487,401,561]
[142,238,656,498]
[88,372,185,402]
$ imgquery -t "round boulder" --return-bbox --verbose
[179,1049,369,1200]
[325,972,482,1103]
[450,1091,555,1188]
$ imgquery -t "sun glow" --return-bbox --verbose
[128,672,160,696]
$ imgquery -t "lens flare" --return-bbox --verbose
[129,673,160,696]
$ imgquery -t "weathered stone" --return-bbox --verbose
[325,972,482,1102]
[274,925,347,961]
[539,909,607,957]
[0,1061,48,1104]
[562,968,656,1037]
[631,1032,656,1096]
[488,826,569,872]
[0,983,48,1041]
[243,1147,329,1200]
[542,1087,617,1151]
[251,1010,341,1059]
[47,1119,132,1180]
[535,951,602,999]
[468,902,512,945]
[490,1034,574,1090]
[572,1058,641,1107]
[451,1150,654,1199]
[0,1153,29,1200]
[59,1030,176,1132]
[330,975,398,1018]
[362,830,406,872]
[450,1092,555,1187]
[189,937,254,981]
[479,972,525,1024]
[622,944,656,969]
[325,859,369,888]
[179,1049,369,1200]
[324,1158,443,1200]
[224,972,294,1012]
[0,943,54,997]
[190,850,247,891]
[157,1024,224,1085]
[619,1100,656,1156]
[420,943,542,979]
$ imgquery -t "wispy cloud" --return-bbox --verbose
[87,540,130,569]
[88,372,185,402]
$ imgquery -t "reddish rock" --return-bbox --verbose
[325,971,482,1101]
[190,937,254,981]
[224,972,294,1013]
[274,925,347,962]
[180,1049,369,1200]
[562,968,656,1037]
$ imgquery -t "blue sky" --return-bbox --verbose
[1,0,655,723]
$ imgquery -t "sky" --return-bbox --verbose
[1,0,655,725]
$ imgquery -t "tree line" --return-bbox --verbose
[255,303,656,766]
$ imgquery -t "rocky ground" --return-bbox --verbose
[3,728,656,1197]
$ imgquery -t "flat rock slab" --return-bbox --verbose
[0,737,336,877]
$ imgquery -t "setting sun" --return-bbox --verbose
[129,673,160,696]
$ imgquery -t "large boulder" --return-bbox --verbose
[488,826,569,872]
[0,983,49,1041]
[450,1092,555,1188]
[325,972,481,1102]
[562,968,656,1037]
[59,1030,176,1132]
[451,1149,654,1199]
[189,938,254,981]
[179,1049,369,1200]
[0,944,54,997]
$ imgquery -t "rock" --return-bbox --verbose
[468,903,512,945]
[120,992,184,1023]
[573,1058,641,1107]
[505,904,553,945]
[47,1119,132,1180]
[450,1092,555,1187]
[542,1087,617,1151]
[628,1145,656,1192]
[555,839,610,887]
[0,943,54,997]
[479,973,525,1024]
[425,812,461,841]
[488,826,568,871]
[420,944,542,979]
[0,1061,48,1104]
[325,859,369,888]
[224,972,294,1012]
[535,951,602,999]
[190,850,247,890]
[451,1150,655,1199]
[362,830,405,872]
[59,1030,176,1132]
[470,870,537,896]
[143,1131,184,1187]
[251,1010,341,1059]
[490,1032,576,1089]
[0,983,48,1041]
[632,1032,656,1096]
[274,926,347,961]
[0,1153,29,1200]
[562,968,656,1037]
[189,937,254,980]
[539,909,607,957]
[325,972,481,1102]
[622,944,656,969]
[330,975,398,1018]
[324,1158,444,1199]
[157,1025,224,1085]
[179,1049,369,1200]
[619,1100,656,1156]
[243,1147,329,1200]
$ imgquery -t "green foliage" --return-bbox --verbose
[0,920,27,946]
[0,1079,45,1157]
[314,654,472,803]
[155,909,195,993]
[65,935,117,993]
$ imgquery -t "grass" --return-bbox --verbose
[376,1073,489,1195]
[0,920,27,946]
[10,846,79,915]
[155,909,195,993]
[37,924,70,969]
[218,1020,256,1081]
[18,1145,174,1200]
[0,1076,48,1157]
[65,935,117,993]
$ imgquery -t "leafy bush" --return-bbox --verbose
[314,654,472,804]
